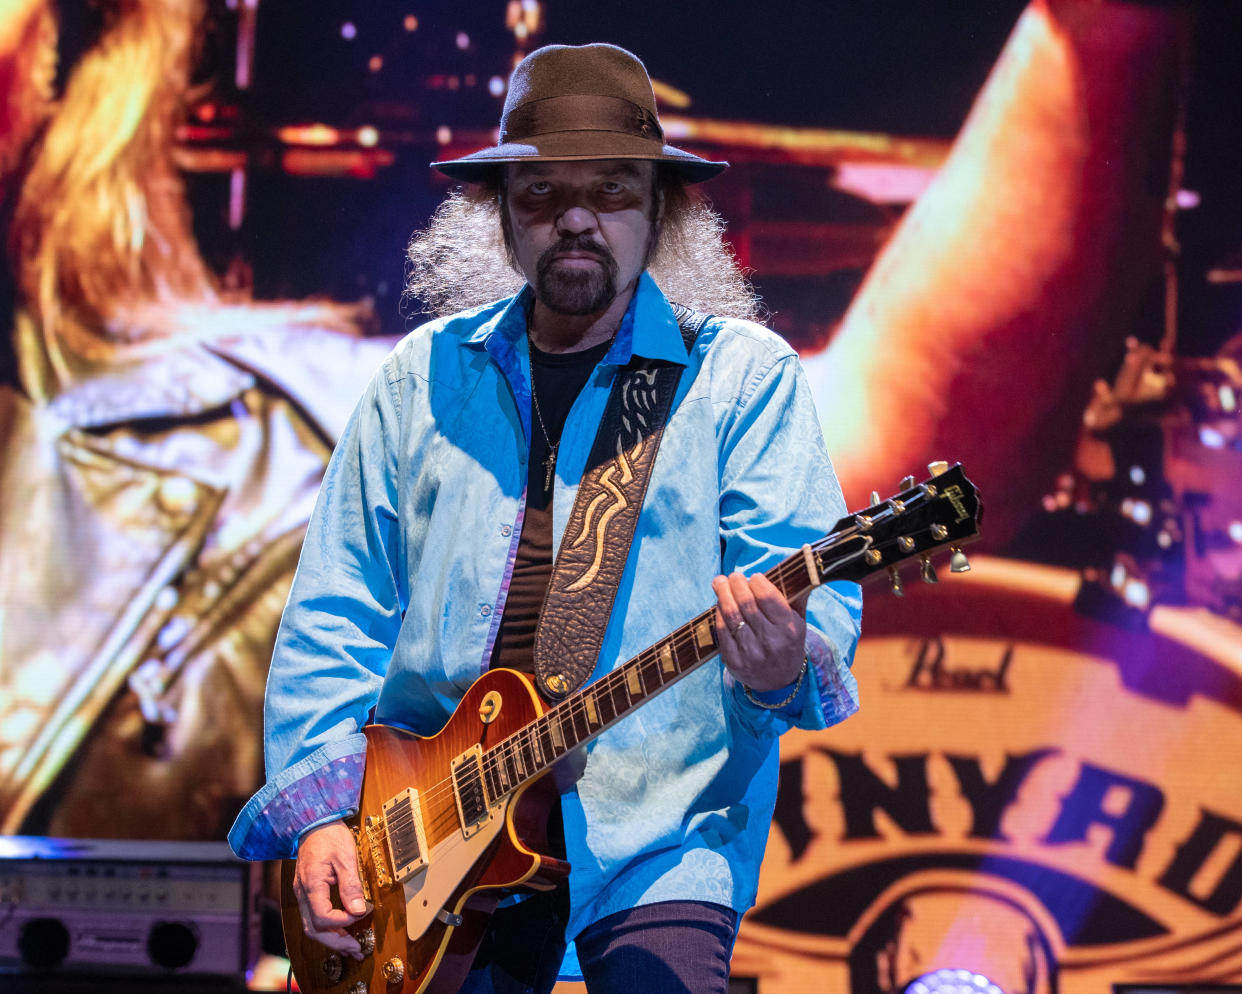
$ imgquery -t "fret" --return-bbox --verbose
[693,615,714,654]
[503,748,520,788]
[535,723,555,767]
[595,684,618,725]
[657,642,676,676]
[571,701,592,742]
[584,693,600,729]
[524,729,544,769]
[625,666,643,700]
[548,709,568,752]
[637,655,660,695]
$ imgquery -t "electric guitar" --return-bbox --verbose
[281,462,982,993]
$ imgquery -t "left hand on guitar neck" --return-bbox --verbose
[711,571,809,693]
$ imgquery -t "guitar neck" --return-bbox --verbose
[478,530,867,804]
[477,461,980,804]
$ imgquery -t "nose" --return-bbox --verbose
[555,203,598,235]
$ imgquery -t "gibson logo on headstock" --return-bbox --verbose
[943,483,971,523]
[905,637,1012,693]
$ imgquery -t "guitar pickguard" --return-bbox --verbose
[401,793,504,941]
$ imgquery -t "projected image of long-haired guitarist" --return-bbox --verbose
[229,43,867,994]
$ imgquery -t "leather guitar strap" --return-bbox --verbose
[533,305,710,702]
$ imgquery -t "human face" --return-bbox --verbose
[504,159,657,316]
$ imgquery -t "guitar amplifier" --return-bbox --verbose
[0,836,260,982]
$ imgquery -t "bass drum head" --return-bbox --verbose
[733,556,1242,994]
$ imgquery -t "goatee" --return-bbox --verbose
[535,238,620,315]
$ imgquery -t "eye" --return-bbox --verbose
[527,180,553,195]
[600,181,624,194]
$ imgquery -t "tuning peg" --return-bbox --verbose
[920,556,938,584]
[950,547,971,573]
[899,475,916,491]
[870,490,881,506]
[931,523,948,541]
[927,460,949,477]
[888,566,905,596]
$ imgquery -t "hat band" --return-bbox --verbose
[501,94,664,144]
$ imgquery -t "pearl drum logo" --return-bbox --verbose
[733,559,1242,994]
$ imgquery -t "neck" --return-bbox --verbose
[527,282,636,354]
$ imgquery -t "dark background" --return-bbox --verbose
[186,1,1242,354]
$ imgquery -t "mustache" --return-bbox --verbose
[536,237,616,273]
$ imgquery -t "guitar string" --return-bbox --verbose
[404,545,834,842]
[381,517,933,844]
[398,526,886,838]
[354,504,965,896]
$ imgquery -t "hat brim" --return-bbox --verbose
[432,134,727,185]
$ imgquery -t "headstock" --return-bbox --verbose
[815,462,983,593]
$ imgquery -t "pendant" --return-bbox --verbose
[543,444,558,492]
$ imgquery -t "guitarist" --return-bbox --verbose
[229,43,862,993]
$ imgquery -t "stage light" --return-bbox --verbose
[1229,521,1242,544]
[1123,577,1151,610]
[1199,426,1225,449]
[489,76,506,97]
[906,968,1004,994]
[404,14,419,31]
[456,32,470,50]
[357,126,380,148]
[341,22,357,40]
[1220,384,1237,413]
[368,55,383,73]
[1129,465,1146,485]
[436,126,452,145]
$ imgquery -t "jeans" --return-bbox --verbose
[461,890,739,994]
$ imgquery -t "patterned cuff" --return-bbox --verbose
[227,737,366,860]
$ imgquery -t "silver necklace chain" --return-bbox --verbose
[529,373,559,493]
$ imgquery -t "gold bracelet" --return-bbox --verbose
[743,656,808,710]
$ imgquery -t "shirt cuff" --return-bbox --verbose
[227,734,367,860]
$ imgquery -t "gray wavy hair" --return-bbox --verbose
[404,169,763,322]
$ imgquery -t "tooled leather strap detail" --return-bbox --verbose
[533,306,709,702]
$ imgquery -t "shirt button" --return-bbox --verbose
[479,604,492,618]
[500,524,512,537]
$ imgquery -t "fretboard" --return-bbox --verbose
[479,543,826,803]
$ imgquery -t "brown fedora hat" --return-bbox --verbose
[432,43,727,184]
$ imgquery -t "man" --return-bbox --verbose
[228,43,861,993]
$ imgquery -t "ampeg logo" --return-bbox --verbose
[732,619,1242,994]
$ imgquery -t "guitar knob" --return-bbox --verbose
[349,982,370,994]
[358,926,376,955]
[382,958,406,985]
[322,954,344,983]
[950,547,971,573]
[920,556,938,584]
[927,460,949,477]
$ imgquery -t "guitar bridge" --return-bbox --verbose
[450,745,492,839]
[381,788,429,884]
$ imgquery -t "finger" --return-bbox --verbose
[727,572,774,642]
[746,573,789,623]
[335,857,369,918]
[712,574,744,634]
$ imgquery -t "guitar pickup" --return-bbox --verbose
[451,745,492,839]
[381,788,429,883]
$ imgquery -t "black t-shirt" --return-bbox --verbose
[488,337,613,675]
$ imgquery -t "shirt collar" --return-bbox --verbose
[464,273,689,367]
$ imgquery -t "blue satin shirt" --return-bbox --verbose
[228,273,861,945]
